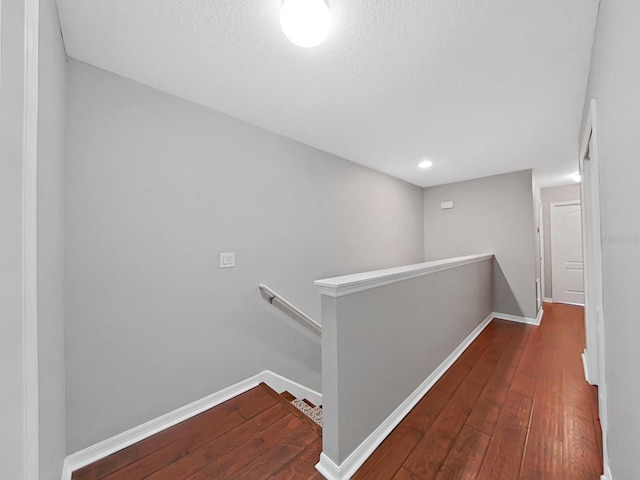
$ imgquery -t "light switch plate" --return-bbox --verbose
[220,252,235,268]
[440,201,454,210]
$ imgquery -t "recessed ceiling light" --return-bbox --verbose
[418,160,433,169]
[573,174,582,183]
[280,0,331,48]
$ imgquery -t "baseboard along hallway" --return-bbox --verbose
[70,383,323,479]
[353,303,602,479]
[70,303,602,479]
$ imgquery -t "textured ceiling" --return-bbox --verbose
[57,0,599,187]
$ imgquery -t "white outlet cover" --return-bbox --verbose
[220,252,235,268]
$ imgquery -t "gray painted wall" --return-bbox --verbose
[38,0,68,477]
[540,184,580,299]
[423,170,538,319]
[0,0,27,477]
[581,0,640,477]
[64,60,425,452]
[320,258,492,464]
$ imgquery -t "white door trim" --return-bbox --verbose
[579,99,608,476]
[23,0,41,477]
[538,202,546,307]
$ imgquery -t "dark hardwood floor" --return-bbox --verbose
[71,385,323,480]
[73,302,602,479]
[354,302,603,479]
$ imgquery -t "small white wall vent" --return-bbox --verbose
[440,201,454,210]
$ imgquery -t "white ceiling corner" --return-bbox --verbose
[56,0,600,188]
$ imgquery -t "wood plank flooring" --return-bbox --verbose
[71,384,323,480]
[73,302,602,479]
[354,303,603,479]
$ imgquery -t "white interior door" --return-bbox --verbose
[551,201,585,305]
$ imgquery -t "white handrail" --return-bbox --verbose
[259,284,321,336]
[315,253,494,297]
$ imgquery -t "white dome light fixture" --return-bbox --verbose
[280,0,331,48]
[418,160,433,169]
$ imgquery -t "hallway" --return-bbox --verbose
[71,303,602,479]
[354,303,603,479]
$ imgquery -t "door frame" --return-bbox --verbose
[549,200,583,305]
[579,99,608,475]
[538,202,545,307]
[23,0,42,477]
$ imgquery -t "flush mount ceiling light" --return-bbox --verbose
[280,0,331,48]
[418,160,433,169]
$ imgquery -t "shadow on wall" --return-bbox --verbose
[492,258,524,317]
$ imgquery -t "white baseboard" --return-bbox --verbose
[493,308,543,326]
[544,297,553,303]
[61,370,320,480]
[316,453,344,480]
[315,312,495,480]
[260,370,322,406]
[581,350,592,384]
